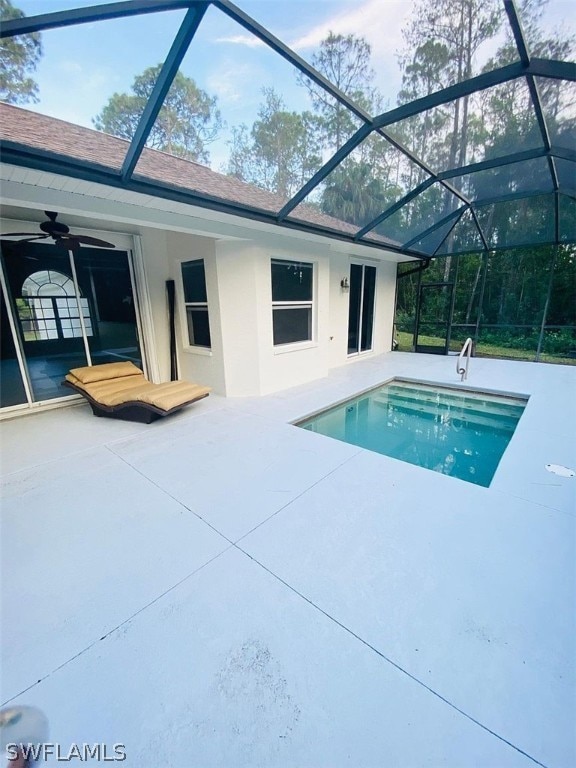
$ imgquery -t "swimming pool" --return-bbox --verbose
[297,379,528,487]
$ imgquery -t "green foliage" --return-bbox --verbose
[541,328,576,355]
[320,158,401,227]
[301,32,396,227]
[397,0,502,172]
[0,0,42,104]
[93,64,222,163]
[392,0,574,359]
[226,88,321,199]
[297,32,381,151]
[394,245,575,363]
[227,32,393,219]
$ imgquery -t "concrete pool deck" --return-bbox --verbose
[1,352,575,767]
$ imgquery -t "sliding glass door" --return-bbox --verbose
[0,240,143,408]
[347,263,376,355]
[0,279,28,408]
[74,247,142,368]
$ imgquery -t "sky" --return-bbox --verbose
[15,0,411,119]
[11,0,576,171]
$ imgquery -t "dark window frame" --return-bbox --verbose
[181,259,211,349]
[271,258,314,347]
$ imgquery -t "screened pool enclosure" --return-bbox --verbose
[1,0,575,363]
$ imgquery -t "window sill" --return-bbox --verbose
[182,346,213,357]
[273,340,317,355]
[347,348,374,359]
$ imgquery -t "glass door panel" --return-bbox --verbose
[360,266,376,351]
[74,248,142,367]
[1,241,89,401]
[414,282,454,354]
[0,281,28,407]
[348,264,376,355]
[347,264,363,354]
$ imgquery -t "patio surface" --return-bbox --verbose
[1,352,575,767]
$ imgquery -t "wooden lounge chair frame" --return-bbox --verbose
[63,379,208,423]
[63,362,210,424]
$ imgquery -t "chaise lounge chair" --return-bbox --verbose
[63,361,211,423]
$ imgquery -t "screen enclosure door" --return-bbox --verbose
[414,282,454,354]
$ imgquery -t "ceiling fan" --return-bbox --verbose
[1,211,115,249]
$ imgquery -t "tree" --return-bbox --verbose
[393,0,576,355]
[480,0,576,164]
[295,32,400,227]
[298,32,382,154]
[321,159,401,228]
[401,0,501,169]
[0,0,42,104]
[395,0,502,278]
[226,88,322,200]
[94,64,222,164]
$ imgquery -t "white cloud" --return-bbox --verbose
[57,60,83,75]
[289,0,411,105]
[35,60,125,129]
[290,0,408,51]
[215,34,265,48]
[206,61,258,107]
[206,0,412,107]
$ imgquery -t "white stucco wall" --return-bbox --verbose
[255,244,331,397]
[206,239,399,397]
[214,240,262,396]
[1,172,405,405]
[327,254,397,366]
[142,232,401,399]
[164,231,226,394]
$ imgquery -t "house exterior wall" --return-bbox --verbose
[0,173,404,412]
[168,238,397,397]
[164,231,226,394]
[214,241,262,396]
[255,244,330,397]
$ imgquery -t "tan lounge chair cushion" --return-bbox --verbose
[137,381,211,411]
[65,366,211,412]
[69,361,143,384]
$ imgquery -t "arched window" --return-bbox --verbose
[18,270,92,341]
[22,270,76,298]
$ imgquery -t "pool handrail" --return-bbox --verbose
[457,338,473,381]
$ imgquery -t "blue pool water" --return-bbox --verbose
[298,379,527,487]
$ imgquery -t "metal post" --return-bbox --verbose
[536,245,558,361]
[474,251,490,347]
[68,249,92,366]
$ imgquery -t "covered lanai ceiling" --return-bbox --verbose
[1,0,575,259]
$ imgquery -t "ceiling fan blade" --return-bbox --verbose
[1,232,47,237]
[67,234,116,248]
[54,235,79,251]
[2,235,48,243]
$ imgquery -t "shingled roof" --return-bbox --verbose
[0,103,396,247]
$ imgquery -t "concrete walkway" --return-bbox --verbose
[1,352,574,767]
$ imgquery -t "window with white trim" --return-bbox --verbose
[181,259,211,348]
[19,270,93,341]
[271,258,313,346]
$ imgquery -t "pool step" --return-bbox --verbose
[381,385,526,419]
[378,393,524,424]
[368,397,520,432]
[386,382,526,409]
